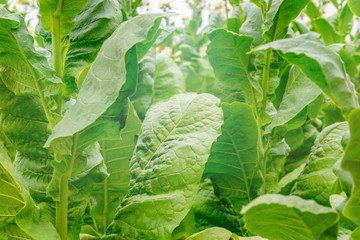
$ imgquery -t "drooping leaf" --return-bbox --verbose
[291,122,349,206]
[103,93,223,240]
[263,0,310,41]
[38,0,88,39]
[204,102,261,210]
[242,194,339,240]
[207,29,254,103]
[342,108,360,223]
[64,0,124,88]
[91,103,141,233]
[265,66,322,133]
[253,33,359,115]
[0,7,61,127]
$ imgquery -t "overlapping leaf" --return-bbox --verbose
[103,93,223,239]
[204,102,261,210]
[291,122,349,206]
[242,194,339,240]
[253,33,359,115]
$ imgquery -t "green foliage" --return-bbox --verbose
[1,0,360,239]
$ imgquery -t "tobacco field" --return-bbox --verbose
[0,0,360,239]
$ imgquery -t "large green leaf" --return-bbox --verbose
[0,7,61,127]
[46,13,169,147]
[204,102,261,210]
[242,194,339,240]
[348,0,360,16]
[265,66,322,133]
[263,0,310,41]
[0,140,60,240]
[0,79,53,196]
[91,103,141,233]
[64,0,124,87]
[342,108,360,223]
[291,122,348,206]
[207,29,254,103]
[38,0,88,38]
[103,93,223,239]
[253,33,359,115]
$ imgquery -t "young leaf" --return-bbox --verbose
[291,122,349,206]
[203,102,261,210]
[242,194,339,240]
[311,18,341,45]
[342,108,360,223]
[263,0,310,41]
[207,29,254,103]
[240,2,264,45]
[253,33,359,115]
[265,66,322,133]
[103,93,223,240]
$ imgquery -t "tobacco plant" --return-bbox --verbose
[1,0,360,239]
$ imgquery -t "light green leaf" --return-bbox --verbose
[342,108,360,223]
[306,1,321,19]
[185,227,233,240]
[38,0,88,38]
[253,33,359,115]
[352,227,360,239]
[91,103,141,233]
[311,18,341,45]
[46,13,169,147]
[103,93,223,240]
[0,140,60,240]
[242,194,339,240]
[204,102,261,210]
[265,66,322,133]
[0,7,61,127]
[65,0,124,87]
[291,122,348,206]
[348,0,360,16]
[338,4,354,36]
[240,2,264,45]
[207,29,254,103]
[263,0,310,41]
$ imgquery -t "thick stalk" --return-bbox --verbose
[103,178,109,232]
[261,49,271,114]
[56,135,78,240]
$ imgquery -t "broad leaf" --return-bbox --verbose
[207,29,254,103]
[253,33,359,115]
[91,103,142,233]
[263,0,310,41]
[291,122,349,206]
[342,108,360,223]
[242,194,339,240]
[312,18,341,45]
[240,2,264,45]
[103,93,223,239]
[0,7,61,127]
[65,0,124,87]
[204,102,261,210]
[0,140,60,240]
[38,0,88,38]
[265,66,322,133]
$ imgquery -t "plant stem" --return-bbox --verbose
[224,0,229,20]
[103,178,109,232]
[261,49,271,114]
[56,175,69,240]
[52,0,64,115]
